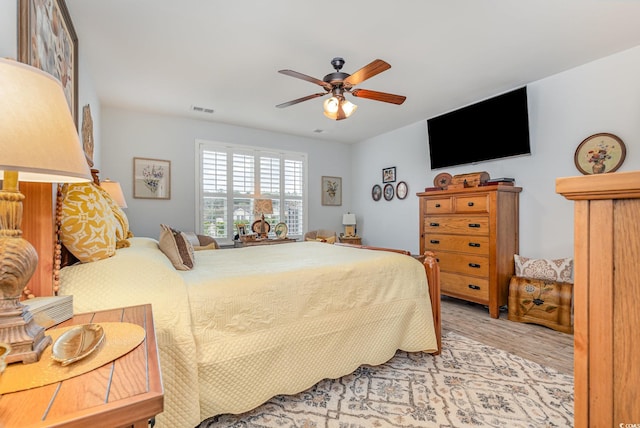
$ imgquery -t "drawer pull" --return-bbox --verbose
[435,203,441,208]
[469,263,481,268]
[468,223,481,228]
[430,239,440,244]
[468,284,481,290]
[467,202,474,207]
[468,242,481,247]
[430,222,440,227]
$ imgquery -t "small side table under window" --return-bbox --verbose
[338,236,362,245]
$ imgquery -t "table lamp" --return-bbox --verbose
[0,58,92,364]
[254,199,273,238]
[342,212,357,237]
[100,179,128,208]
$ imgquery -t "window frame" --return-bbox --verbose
[195,139,308,245]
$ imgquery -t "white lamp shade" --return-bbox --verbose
[0,58,91,183]
[342,213,356,225]
[100,180,128,208]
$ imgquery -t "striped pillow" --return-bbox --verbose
[158,224,195,270]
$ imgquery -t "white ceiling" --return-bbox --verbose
[66,0,640,144]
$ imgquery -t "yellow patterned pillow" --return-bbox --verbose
[60,183,117,262]
[95,185,132,248]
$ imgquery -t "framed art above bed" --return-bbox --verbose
[19,0,78,126]
[133,157,171,199]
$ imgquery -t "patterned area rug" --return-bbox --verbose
[198,332,573,427]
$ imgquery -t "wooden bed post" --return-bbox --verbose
[21,182,56,298]
[423,251,441,355]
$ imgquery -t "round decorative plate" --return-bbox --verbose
[274,222,288,239]
[434,172,452,189]
[372,184,382,201]
[574,132,626,175]
[396,181,408,200]
[251,219,271,234]
[383,183,394,201]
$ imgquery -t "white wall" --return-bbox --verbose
[352,45,640,258]
[100,108,351,239]
[0,0,17,59]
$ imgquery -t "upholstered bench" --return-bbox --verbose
[507,255,574,334]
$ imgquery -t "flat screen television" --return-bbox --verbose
[427,86,531,170]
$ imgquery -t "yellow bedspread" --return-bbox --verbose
[60,238,437,427]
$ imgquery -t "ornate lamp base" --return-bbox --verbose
[0,301,52,364]
[0,178,53,364]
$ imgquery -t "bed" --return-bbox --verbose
[22,181,441,428]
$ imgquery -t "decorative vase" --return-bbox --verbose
[592,161,606,174]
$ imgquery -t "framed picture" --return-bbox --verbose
[574,133,626,175]
[133,158,171,199]
[237,225,246,236]
[321,176,342,206]
[382,167,396,183]
[396,181,408,200]
[19,0,78,126]
[383,183,395,201]
[371,184,382,201]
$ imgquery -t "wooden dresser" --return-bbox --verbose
[556,170,640,428]
[417,185,521,318]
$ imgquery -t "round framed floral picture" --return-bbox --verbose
[371,184,382,201]
[574,133,626,175]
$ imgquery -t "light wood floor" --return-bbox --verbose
[441,296,574,375]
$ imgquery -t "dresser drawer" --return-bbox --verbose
[424,233,490,255]
[441,272,490,301]
[424,197,452,214]
[424,216,489,235]
[436,252,489,277]
[454,194,489,213]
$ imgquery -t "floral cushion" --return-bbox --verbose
[514,255,573,284]
[60,183,117,263]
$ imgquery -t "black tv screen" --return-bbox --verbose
[427,87,531,169]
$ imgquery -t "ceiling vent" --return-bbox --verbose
[191,105,214,114]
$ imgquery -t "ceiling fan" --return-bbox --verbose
[276,57,406,120]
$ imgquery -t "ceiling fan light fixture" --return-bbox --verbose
[323,96,357,120]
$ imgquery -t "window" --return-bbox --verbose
[196,140,307,243]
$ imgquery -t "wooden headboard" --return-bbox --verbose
[22,182,56,298]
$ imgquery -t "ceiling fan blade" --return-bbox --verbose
[343,59,391,87]
[278,69,333,90]
[351,88,406,105]
[276,92,326,108]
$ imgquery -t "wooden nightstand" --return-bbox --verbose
[338,236,362,245]
[0,304,163,428]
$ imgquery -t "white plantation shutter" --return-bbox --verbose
[201,150,228,238]
[197,140,307,243]
[284,159,304,236]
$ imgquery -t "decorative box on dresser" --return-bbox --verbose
[556,170,640,428]
[417,184,521,318]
